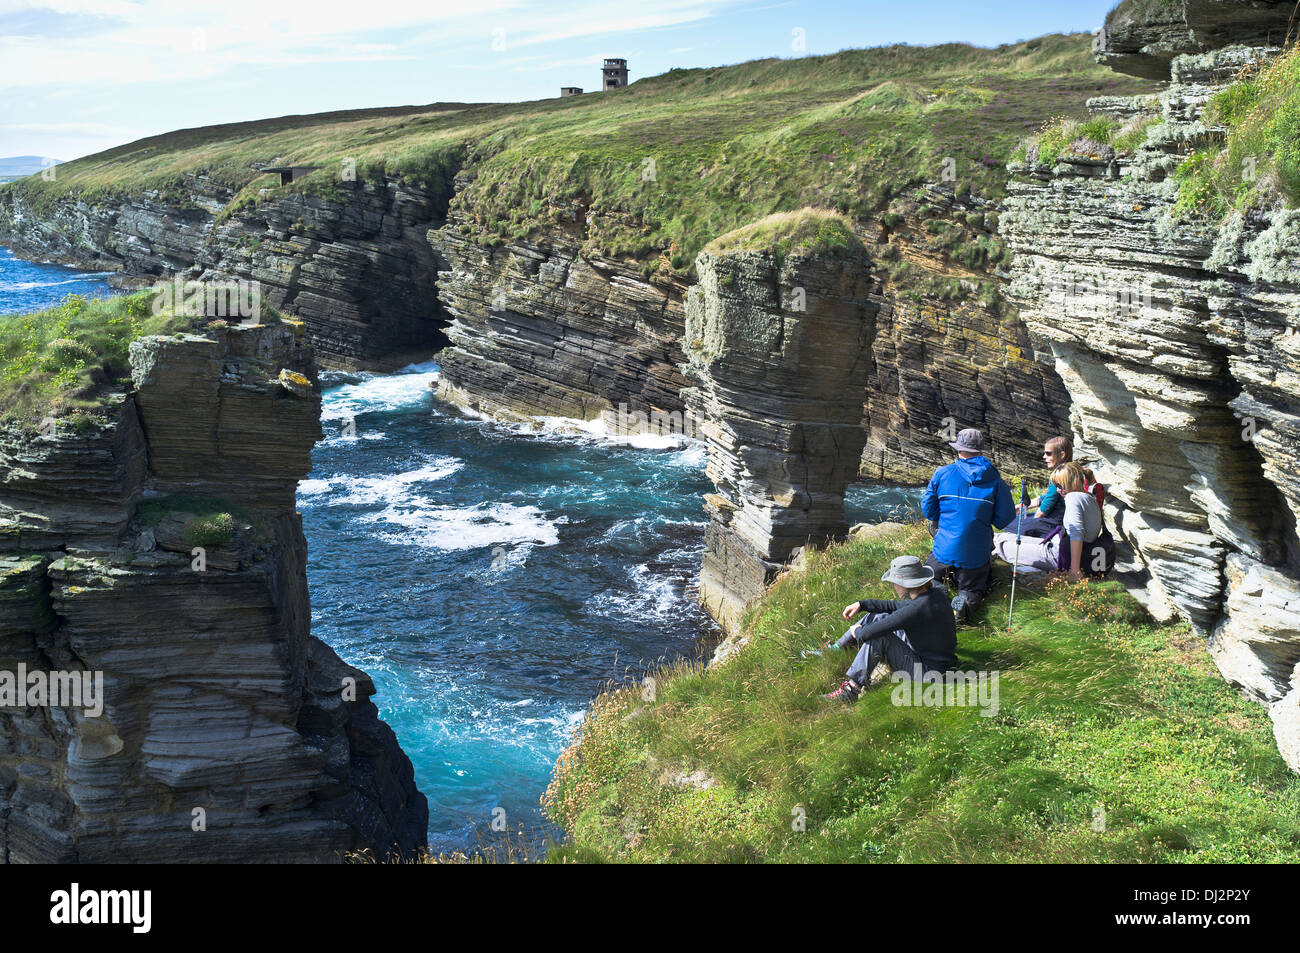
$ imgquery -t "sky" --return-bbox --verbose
[0,0,1122,161]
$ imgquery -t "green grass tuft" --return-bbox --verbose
[0,290,286,427]
[136,493,260,547]
[183,511,235,548]
[1174,46,1300,217]
[704,208,862,262]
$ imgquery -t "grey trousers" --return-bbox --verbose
[843,613,925,686]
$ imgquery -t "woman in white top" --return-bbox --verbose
[993,462,1101,579]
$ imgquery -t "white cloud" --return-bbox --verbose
[0,0,738,91]
[1,0,746,156]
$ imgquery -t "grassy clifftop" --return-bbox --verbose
[0,292,287,427]
[544,523,1300,863]
[1,34,1152,270]
[1175,45,1300,217]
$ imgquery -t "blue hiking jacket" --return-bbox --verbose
[921,455,1016,568]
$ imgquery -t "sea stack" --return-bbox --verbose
[682,210,877,637]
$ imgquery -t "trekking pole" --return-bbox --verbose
[1008,478,1030,628]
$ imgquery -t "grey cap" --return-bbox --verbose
[949,428,986,453]
[880,555,935,587]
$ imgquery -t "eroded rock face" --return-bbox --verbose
[683,245,876,635]
[0,325,428,862]
[862,189,1072,484]
[0,177,449,369]
[1002,47,1300,769]
[430,191,1069,484]
[430,208,692,426]
[1094,0,1296,78]
[2,167,1070,482]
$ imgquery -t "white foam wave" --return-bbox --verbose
[299,456,463,506]
[365,501,563,552]
[481,411,704,453]
[585,558,693,625]
[320,362,440,421]
[0,273,113,291]
[316,429,387,448]
[669,441,708,468]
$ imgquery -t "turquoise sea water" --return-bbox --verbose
[301,364,921,852]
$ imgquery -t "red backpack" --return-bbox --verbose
[1085,479,1106,509]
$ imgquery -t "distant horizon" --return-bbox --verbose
[2,0,1122,161]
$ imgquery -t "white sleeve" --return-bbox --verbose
[1063,493,1087,540]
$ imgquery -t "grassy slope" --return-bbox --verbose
[1,34,1151,272]
[544,523,1300,863]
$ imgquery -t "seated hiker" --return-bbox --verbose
[822,555,958,703]
[920,428,1016,622]
[1021,436,1107,538]
[1019,435,1073,536]
[993,461,1109,579]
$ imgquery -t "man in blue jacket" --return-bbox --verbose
[921,428,1016,622]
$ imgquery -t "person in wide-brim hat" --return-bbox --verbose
[822,555,958,703]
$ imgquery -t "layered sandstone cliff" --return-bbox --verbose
[1095,0,1296,78]
[682,217,876,637]
[0,148,1074,483]
[0,176,448,369]
[430,194,692,425]
[1002,46,1300,769]
[0,324,427,862]
[429,181,1068,482]
[859,185,1072,484]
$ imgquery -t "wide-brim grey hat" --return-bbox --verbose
[881,555,934,587]
[949,427,986,453]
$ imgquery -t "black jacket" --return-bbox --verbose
[837,586,958,671]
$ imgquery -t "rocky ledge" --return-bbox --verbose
[1094,0,1296,79]
[1002,47,1300,770]
[0,324,427,862]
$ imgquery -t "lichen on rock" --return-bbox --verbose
[1003,40,1300,771]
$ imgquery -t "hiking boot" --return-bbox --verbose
[951,593,969,622]
[822,680,861,704]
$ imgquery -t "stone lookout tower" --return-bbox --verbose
[602,58,628,90]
